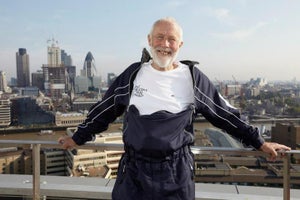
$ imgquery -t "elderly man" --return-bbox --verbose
[59,17,290,200]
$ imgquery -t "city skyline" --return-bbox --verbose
[0,0,300,82]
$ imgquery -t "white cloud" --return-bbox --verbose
[214,8,230,21]
[165,0,187,8]
[207,7,237,26]
[212,21,268,40]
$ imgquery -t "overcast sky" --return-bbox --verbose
[0,0,300,82]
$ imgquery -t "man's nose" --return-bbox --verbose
[161,39,170,47]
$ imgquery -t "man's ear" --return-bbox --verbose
[179,41,183,48]
[147,34,152,46]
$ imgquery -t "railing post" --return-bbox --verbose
[32,144,41,200]
[283,153,290,200]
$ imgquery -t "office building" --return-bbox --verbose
[72,98,98,112]
[0,71,8,93]
[61,50,72,66]
[225,84,242,96]
[65,128,123,178]
[74,52,101,93]
[18,87,39,97]
[47,39,61,67]
[55,112,86,127]
[10,77,17,87]
[0,148,24,174]
[16,48,30,87]
[31,70,44,90]
[42,65,67,98]
[0,99,11,127]
[82,52,96,78]
[65,65,76,95]
[43,149,66,176]
[43,40,75,99]
[74,75,101,93]
[10,96,54,126]
[271,123,300,150]
[107,73,117,87]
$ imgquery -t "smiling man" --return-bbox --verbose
[58,17,290,200]
[148,18,183,71]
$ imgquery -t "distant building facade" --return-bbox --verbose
[18,87,39,97]
[43,40,75,99]
[55,112,86,127]
[61,50,72,66]
[271,123,300,149]
[10,96,54,126]
[42,65,67,98]
[107,73,117,87]
[75,52,101,93]
[82,52,96,78]
[0,148,24,174]
[42,149,66,176]
[16,48,30,87]
[225,84,242,97]
[72,98,98,112]
[31,70,44,91]
[65,128,123,178]
[0,99,11,127]
[74,76,101,93]
[47,39,61,66]
[0,71,9,93]
[65,65,76,95]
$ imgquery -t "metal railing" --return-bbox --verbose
[0,139,299,200]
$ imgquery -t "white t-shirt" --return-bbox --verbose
[129,62,194,115]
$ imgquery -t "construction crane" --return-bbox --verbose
[215,78,225,96]
[232,75,238,95]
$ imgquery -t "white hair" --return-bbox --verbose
[149,17,183,42]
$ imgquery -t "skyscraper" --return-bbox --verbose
[82,52,96,78]
[47,39,61,66]
[61,50,73,66]
[16,48,30,87]
[0,71,8,92]
[75,52,101,94]
[43,39,64,98]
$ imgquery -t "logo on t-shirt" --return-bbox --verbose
[133,85,147,97]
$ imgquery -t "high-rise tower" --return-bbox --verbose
[43,39,67,99]
[61,50,73,66]
[0,71,8,92]
[16,48,30,87]
[82,52,96,78]
[75,52,101,94]
[47,38,61,66]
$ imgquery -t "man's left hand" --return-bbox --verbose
[259,142,291,161]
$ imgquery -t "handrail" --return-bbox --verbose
[0,139,299,200]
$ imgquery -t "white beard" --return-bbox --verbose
[150,47,178,69]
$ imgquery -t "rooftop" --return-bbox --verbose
[0,140,299,200]
[1,174,300,200]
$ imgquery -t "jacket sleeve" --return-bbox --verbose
[71,64,137,145]
[193,67,264,149]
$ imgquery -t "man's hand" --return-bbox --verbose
[58,136,77,150]
[259,142,291,161]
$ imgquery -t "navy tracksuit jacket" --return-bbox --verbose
[72,51,265,200]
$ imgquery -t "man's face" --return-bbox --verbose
[148,21,183,70]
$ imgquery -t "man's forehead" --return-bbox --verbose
[153,22,180,36]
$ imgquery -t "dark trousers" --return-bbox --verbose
[112,147,195,200]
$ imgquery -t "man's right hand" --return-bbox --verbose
[58,136,77,149]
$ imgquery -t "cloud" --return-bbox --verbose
[214,8,230,21]
[51,9,70,21]
[206,7,237,26]
[165,0,187,8]
[212,21,268,40]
